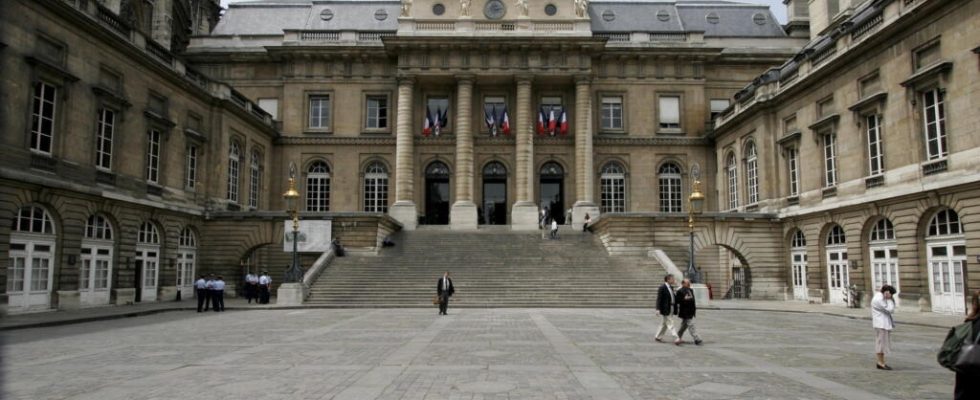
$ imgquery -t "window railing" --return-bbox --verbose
[594,33,630,42]
[146,40,174,64]
[649,32,686,42]
[96,4,131,37]
[851,13,883,41]
[533,22,574,32]
[416,22,456,31]
[300,31,340,41]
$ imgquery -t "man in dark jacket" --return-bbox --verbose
[655,274,679,344]
[675,278,703,345]
[436,271,455,315]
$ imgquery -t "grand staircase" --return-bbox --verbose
[305,228,665,307]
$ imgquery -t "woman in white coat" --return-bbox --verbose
[871,285,897,370]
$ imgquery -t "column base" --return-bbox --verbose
[450,201,478,230]
[511,201,539,231]
[276,282,305,306]
[691,283,710,305]
[572,202,600,231]
[112,288,136,305]
[56,290,81,310]
[389,201,418,231]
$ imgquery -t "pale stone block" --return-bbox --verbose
[389,201,418,231]
[450,201,478,230]
[159,286,179,301]
[56,290,81,310]
[276,283,305,306]
[572,203,600,232]
[691,283,710,305]
[511,202,539,231]
[113,288,136,305]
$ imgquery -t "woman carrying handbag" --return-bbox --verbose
[955,290,980,400]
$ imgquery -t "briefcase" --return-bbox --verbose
[432,295,440,305]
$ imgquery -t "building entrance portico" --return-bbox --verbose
[539,161,565,224]
[424,161,451,225]
[481,161,508,225]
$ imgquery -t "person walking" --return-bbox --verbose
[583,213,592,233]
[955,290,980,399]
[565,207,572,225]
[550,218,559,240]
[871,285,897,370]
[258,271,272,304]
[675,278,703,345]
[655,274,680,344]
[436,271,455,315]
[211,276,226,312]
[194,275,208,312]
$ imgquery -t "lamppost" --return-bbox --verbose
[687,179,705,283]
[282,162,303,283]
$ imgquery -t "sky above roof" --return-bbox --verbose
[218,0,789,24]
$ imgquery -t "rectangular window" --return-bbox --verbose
[860,73,881,98]
[866,114,884,176]
[658,96,681,129]
[185,145,198,189]
[823,132,838,187]
[600,96,623,130]
[788,147,800,196]
[817,97,834,118]
[915,42,941,71]
[365,95,388,129]
[308,95,331,129]
[249,155,260,209]
[146,129,161,184]
[658,176,681,213]
[709,99,730,120]
[922,89,947,160]
[727,162,739,210]
[601,175,626,213]
[427,97,450,130]
[95,108,115,170]
[541,96,563,114]
[483,96,506,127]
[257,98,279,120]
[30,82,57,154]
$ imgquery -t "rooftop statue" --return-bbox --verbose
[460,0,470,17]
[401,0,412,17]
[574,0,588,18]
[515,0,529,17]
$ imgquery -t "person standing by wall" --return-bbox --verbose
[258,271,272,304]
[194,275,208,312]
[655,274,679,344]
[436,271,455,315]
[675,278,703,345]
[244,271,258,304]
[211,276,226,312]
[871,285,897,370]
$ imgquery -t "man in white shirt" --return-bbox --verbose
[194,275,208,312]
[258,271,272,304]
[550,219,559,240]
[436,272,455,315]
[211,276,226,312]
[203,274,215,311]
[245,272,258,304]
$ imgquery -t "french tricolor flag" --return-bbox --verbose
[500,106,511,135]
[423,105,433,136]
[547,109,557,135]
[537,108,546,135]
[558,108,568,135]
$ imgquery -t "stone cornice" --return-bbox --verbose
[277,136,397,146]
[594,136,709,146]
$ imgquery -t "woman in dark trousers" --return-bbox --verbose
[956,290,980,399]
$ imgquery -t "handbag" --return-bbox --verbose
[432,295,440,306]
[954,328,980,371]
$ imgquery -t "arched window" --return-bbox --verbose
[364,161,389,213]
[926,209,966,313]
[136,222,161,301]
[177,227,197,291]
[306,161,331,212]
[8,205,57,309]
[658,162,682,213]
[600,162,626,213]
[248,151,261,209]
[745,142,759,204]
[825,224,848,304]
[726,152,739,210]
[826,225,846,246]
[791,230,806,248]
[790,229,807,300]
[483,161,507,178]
[81,214,114,298]
[227,142,241,203]
[869,218,896,242]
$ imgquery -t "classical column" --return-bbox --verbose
[390,76,418,230]
[572,76,599,229]
[451,75,478,230]
[511,76,538,230]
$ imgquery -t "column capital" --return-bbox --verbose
[396,75,416,86]
[454,74,476,83]
[574,74,593,85]
[515,74,535,84]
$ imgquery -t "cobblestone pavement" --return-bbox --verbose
[1,308,955,400]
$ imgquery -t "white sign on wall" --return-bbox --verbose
[282,220,332,252]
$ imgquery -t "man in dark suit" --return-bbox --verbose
[436,271,455,315]
[655,274,680,344]
[675,278,703,345]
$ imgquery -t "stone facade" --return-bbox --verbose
[1,0,977,314]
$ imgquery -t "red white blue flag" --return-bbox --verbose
[559,108,569,135]
[423,105,433,136]
[500,106,511,135]
[537,108,546,135]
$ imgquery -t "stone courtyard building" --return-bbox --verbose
[0,0,976,314]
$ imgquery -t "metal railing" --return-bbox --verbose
[300,31,340,41]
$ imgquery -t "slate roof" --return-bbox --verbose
[212,0,786,37]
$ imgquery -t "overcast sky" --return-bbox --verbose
[219,0,789,23]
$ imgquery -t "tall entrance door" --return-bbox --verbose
[927,242,966,314]
[136,246,159,302]
[870,246,900,307]
[7,240,55,309]
[482,161,507,225]
[791,250,808,301]
[424,161,450,225]
[539,162,565,224]
[827,247,849,305]
[79,244,112,306]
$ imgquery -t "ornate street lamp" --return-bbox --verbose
[687,179,705,283]
[282,162,303,283]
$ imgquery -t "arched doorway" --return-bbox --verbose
[790,230,808,301]
[539,161,565,224]
[135,221,161,302]
[825,225,849,305]
[424,161,451,225]
[176,227,197,298]
[925,209,966,314]
[482,161,507,225]
[868,218,899,307]
[81,214,114,306]
[8,205,57,310]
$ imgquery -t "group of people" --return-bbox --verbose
[654,274,703,345]
[194,274,226,312]
[243,271,273,305]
